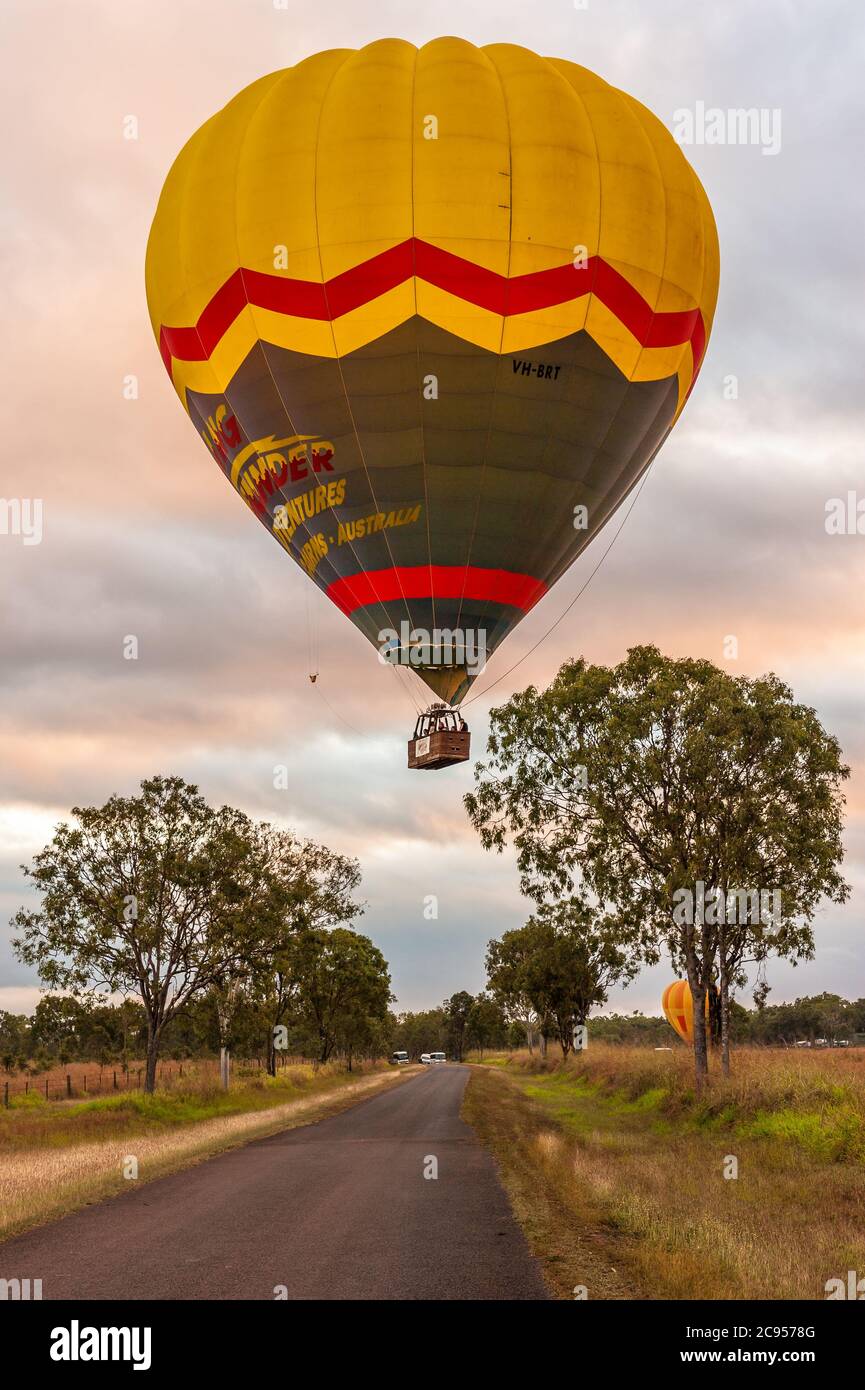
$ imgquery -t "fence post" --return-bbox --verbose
[66,1074,72,1099]
[137,1069,141,1088]
[113,1071,118,1091]
[25,1080,29,1095]
[45,1078,49,1099]
[84,1075,87,1093]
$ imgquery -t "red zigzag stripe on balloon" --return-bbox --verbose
[158,238,707,384]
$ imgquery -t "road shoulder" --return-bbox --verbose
[462,1064,647,1302]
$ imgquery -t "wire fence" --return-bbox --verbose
[0,1054,313,1107]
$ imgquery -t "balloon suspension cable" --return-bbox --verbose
[308,641,426,738]
[462,462,655,710]
[389,661,428,716]
[311,678,365,737]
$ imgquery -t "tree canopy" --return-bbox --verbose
[12,776,364,1089]
[466,646,849,1082]
[487,898,639,1056]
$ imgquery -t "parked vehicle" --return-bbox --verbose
[420,1053,431,1065]
[429,1051,446,1064]
[391,1051,410,1066]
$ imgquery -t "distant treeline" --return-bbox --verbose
[392,993,515,1060]
[729,992,865,1044]
[395,991,865,1055]
[0,990,512,1071]
[0,987,392,1074]
[3,990,863,1072]
[540,993,865,1048]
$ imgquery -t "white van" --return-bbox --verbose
[391,1050,410,1065]
[420,1053,431,1065]
[429,1051,446,1065]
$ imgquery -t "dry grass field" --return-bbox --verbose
[464,1045,865,1301]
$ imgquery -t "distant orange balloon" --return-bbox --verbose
[662,980,710,1045]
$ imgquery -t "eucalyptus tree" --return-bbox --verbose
[467,647,849,1086]
[13,775,277,1091]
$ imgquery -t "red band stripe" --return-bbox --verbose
[325,565,548,617]
[158,238,707,383]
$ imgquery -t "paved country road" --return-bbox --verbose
[0,1066,549,1301]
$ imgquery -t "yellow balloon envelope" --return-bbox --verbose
[146,39,719,705]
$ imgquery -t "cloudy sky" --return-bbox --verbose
[2,0,863,1017]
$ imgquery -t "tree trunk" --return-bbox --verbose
[538,1031,547,1059]
[719,949,731,1077]
[144,1028,160,1095]
[685,955,709,1095]
[720,986,730,1076]
[716,899,732,1077]
[525,1023,535,1055]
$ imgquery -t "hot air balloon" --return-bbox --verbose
[145,39,719,768]
[662,980,715,1045]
